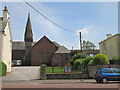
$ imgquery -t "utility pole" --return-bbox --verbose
[79,32,82,52]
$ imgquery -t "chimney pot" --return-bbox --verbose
[4,6,8,11]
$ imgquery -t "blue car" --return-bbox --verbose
[94,68,120,83]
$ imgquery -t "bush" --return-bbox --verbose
[0,61,7,76]
[93,54,110,65]
[88,60,94,65]
[73,59,85,70]
[72,52,87,60]
[83,56,93,67]
[112,57,120,60]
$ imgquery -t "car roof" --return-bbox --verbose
[101,68,119,71]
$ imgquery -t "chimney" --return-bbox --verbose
[3,6,8,11]
[106,34,112,39]
[3,6,9,21]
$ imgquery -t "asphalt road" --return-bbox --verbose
[2,79,120,89]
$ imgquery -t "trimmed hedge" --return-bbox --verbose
[0,61,7,76]
[93,54,110,65]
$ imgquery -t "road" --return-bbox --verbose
[2,79,120,89]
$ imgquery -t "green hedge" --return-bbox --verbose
[93,54,110,65]
[0,61,7,76]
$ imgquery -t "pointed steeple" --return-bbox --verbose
[24,13,33,42]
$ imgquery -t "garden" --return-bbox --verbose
[46,52,111,74]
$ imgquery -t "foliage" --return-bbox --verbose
[73,59,85,70]
[82,40,96,50]
[0,61,7,76]
[72,52,87,60]
[88,60,94,65]
[83,56,93,68]
[93,54,110,65]
[46,67,82,73]
[46,67,64,73]
[112,57,120,60]
[70,59,74,66]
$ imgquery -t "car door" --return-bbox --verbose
[103,69,114,81]
[112,69,120,81]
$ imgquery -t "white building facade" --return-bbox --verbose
[0,6,12,73]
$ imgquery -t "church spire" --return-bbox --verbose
[24,13,33,42]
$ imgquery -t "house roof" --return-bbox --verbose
[99,33,120,44]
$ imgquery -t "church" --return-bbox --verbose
[12,14,71,66]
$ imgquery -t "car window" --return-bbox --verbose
[113,69,120,73]
[103,69,113,73]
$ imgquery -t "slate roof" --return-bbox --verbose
[12,42,36,50]
[12,37,70,53]
[53,42,71,53]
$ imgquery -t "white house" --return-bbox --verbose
[0,6,12,73]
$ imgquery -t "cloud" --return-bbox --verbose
[75,27,89,37]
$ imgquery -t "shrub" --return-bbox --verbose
[73,59,85,70]
[112,57,120,60]
[93,54,110,65]
[88,60,94,65]
[72,52,87,60]
[83,56,93,67]
[0,61,7,76]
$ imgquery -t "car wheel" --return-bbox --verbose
[96,80,101,83]
[102,78,108,84]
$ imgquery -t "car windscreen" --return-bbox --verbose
[113,69,120,73]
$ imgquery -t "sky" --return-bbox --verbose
[0,1,118,50]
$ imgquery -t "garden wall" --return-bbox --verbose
[87,65,120,78]
[46,73,90,79]
[12,66,40,80]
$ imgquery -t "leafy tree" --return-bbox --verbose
[93,54,110,65]
[82,40,96,50]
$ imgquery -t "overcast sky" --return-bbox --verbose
[1,1,118,50]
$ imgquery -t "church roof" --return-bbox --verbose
[12,37,70,53]
[12,42,36,50]
[53,42,71,53]
[12,42,25,50]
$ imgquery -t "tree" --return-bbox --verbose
[93,54,110,65]
[82,40,96,50]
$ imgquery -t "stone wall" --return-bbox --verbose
[51,53,71,66]
[87,65,120,78]
[47,73,90,79]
